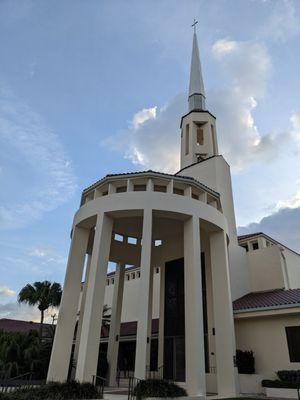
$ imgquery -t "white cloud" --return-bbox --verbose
[260,0,300,41]
[131,107,157,129]
[0,85,77,229]
[276,190,300,211]
[0,286,15,297]
[0,301,56,323]
[29,246,66,265]
[238,206,300,253]
[103,37,299,174]
[102,94,184,173]
[208,38,299,171]
[29,247,48,258]
[212,39,238,58]
[290,111,300,141]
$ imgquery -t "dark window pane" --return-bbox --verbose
[286,326,300,362]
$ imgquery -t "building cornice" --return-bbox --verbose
[180,109,216,128]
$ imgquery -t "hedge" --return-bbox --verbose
[0,381,102,400]
[134,379,187,399]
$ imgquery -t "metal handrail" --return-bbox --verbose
[92,375,106,397]
[0,372,37,393]
[6,372,33,382]
[146,364,164,380]
[128,376,142,400]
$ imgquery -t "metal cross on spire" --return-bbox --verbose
[191,19,198,33]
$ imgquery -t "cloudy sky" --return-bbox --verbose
[0,0,300,321]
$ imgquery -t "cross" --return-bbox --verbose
[191,19,198,33]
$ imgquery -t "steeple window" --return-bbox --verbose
[185,124,190,155]
[197,127,204,145]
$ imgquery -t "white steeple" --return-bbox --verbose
[188,27,206,111]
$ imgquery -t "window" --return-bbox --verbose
[286,327,300,362]
[197,128,204,145]
[154,185,167,193]
[173,188,184,196]
[111,278,114,284]
[137,271,140,278]
[116,186,127,193]
[128,236,138,245]
[107,279,110,285]
[251,241,259,250]
[156,267,160,274]
[114,233,124,242]
[155,239,162,247]
[131,272,135,279]
[241,244,249,252]
[134,184,146,191]
[192,193,199,200]
[185,124,189,155]
[102,191,108,196]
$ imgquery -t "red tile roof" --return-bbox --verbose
[233,289,300,312]
[101,319,159,338]
[0,318,51,333]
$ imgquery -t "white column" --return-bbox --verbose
[158,264,165,370]
[184,216,206,397]
[73,253,92,373]
[107,263,125,386]
[210,230,238,397]
[75,213,113,383]
[47,226,89,382]
[134,208,153,379]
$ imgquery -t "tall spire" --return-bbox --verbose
[188,23,206,111]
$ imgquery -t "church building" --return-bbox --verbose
[47,29,300,398]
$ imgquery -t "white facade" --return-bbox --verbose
[47,30,300,397]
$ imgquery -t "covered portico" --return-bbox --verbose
[47,171,238,397]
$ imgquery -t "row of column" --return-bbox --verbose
[47,209,238,398]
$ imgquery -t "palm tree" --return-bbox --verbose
[18,281,62,326]
[102,304,111,328]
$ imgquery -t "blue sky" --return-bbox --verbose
[0,0,300,321]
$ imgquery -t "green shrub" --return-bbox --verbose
[236,350,255,374]
[0,381,102,400]
[262,370,300,389]
[277,370,300,383]
[262,379,300,389]
[134,379,187,399]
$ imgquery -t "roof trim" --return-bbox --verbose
[234,302,300,314]
[82,170,220,198]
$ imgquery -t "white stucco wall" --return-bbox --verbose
[235,313,300,378]
[284,249,300,289]
[247,246,285,292]
[104,270,160,322]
